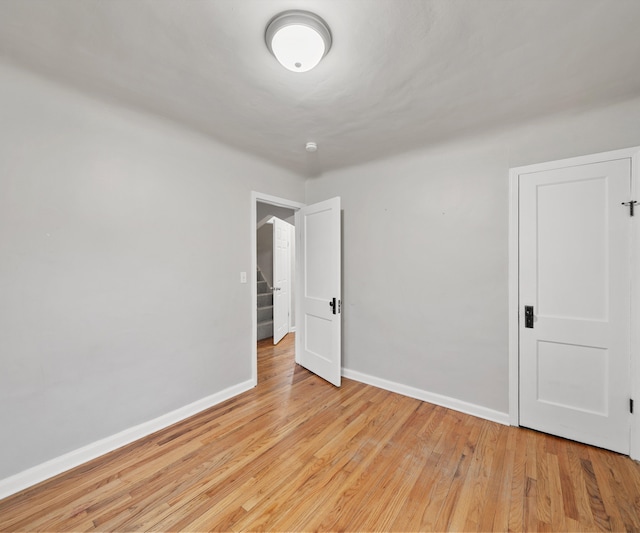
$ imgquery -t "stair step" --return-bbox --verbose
[256,266,273,340]
[257,280,270,294]
[257,320,273,341]
[257,305,273,322]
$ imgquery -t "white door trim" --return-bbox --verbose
[251,192,305,385]
[508,146,640,459]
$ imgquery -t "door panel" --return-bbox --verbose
[295,197,341,386]
[536,341,608,415]
[536,177,608,320]
[273,217,291,345]
[519,159,631,453]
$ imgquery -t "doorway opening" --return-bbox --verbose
[256,205,295,344]
[251,192,305,384]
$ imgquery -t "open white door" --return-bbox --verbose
[273,217,292,345]
[295,197,341,386]
[519,158,632,453]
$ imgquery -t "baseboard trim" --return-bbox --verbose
[0,379,254,501]
[342,368,510,426]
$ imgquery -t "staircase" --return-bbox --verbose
[257,268,273,340]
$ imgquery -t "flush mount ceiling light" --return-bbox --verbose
[265,10,332,73]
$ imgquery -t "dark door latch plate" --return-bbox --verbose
[524,305,534,328]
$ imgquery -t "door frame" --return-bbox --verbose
[508,146,640,459]
[251,192,305,385]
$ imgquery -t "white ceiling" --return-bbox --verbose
[1,0,640,176]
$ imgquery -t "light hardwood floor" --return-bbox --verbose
[1,334,640,532]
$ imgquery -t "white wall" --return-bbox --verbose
[307,96,640,416]
[0,62,305,480]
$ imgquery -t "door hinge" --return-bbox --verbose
[631,399,634,414]
[622,200,638,216]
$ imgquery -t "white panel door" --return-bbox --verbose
[273,217,292,345]
[295,197,341,386]
[519,158,631,453]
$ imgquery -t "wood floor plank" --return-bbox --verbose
[413,416,473,531]
[430,417,481,531]
[557,443,580,523]
[448,421,495,532]
[566,441,597,530]
[387,406,448,521]
[547,451,568,531]
[581,457,613,531]
[1,333,640,532]
[524,477,539,533]
[477,424,509,532]
[509,427,529,532]
[490,427,517,532]
[588,447,628,532]
[464,422,504,532]
[536,435,553,525]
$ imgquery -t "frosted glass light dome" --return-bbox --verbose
[266,11,332,73]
